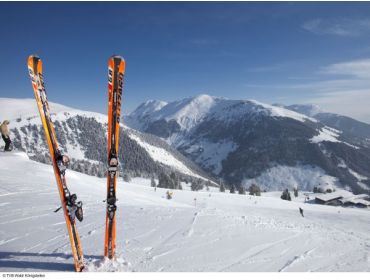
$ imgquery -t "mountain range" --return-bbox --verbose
[126,94,370,194]
[2,95,370,194]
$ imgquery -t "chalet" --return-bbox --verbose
[339,194,370,208]
[315,191,370,208]
[314,190,350,205]
[315,193,343,206]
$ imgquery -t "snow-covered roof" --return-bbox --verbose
[314,190,352,202]
[340,196,370,206]
[316,191,370,205]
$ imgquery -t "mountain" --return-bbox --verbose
[286,104,370,148]
[127,95,370,194]
[0,98,209,183]
[1,152,370,272]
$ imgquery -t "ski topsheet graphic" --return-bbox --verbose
[27,55,85,272]
[104,55,125,259]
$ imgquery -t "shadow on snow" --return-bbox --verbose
[0,251,101,272]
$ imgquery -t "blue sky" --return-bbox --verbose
[2,2,370,121]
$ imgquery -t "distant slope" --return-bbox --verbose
[286,104,370,147]
[0,98,209,182]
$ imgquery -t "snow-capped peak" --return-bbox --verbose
[130,99,168,118]
[129,94,220,131]
[162,94,217,129]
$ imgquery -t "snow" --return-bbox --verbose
[1,152,370,272]
[336,159,369,190]
[0,98,71,121]
[310,127,341,144]
[0,98,200,178]
[128,95,318,135]
[0,97,107,125]
[348,168,368,181]
[184,140,238,175]
[310,126,359,149]
[314,190,353,202]
[0,98,107,162]
[153,94,217,131]
[131,100,168,118]
[285,104,323,117]
[242,165,343,192]
[127,100,168,130]
[251,100,317,123]
[128,133,205,180]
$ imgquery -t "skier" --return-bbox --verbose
[0,120,12,151]
[299,207,304,217]
[166,190,173,200]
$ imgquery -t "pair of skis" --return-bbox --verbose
[27,55,125,271]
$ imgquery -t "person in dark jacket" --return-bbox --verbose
[299,207,304,217]
[0,120,12,151]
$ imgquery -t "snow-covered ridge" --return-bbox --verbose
[285,104,323,117]
[129,99,168,119]
[128,94,317,133]
[0,97,107,125]
[251,100,317,123]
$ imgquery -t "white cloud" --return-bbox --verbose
[320,58,370,78]
[302,58,370,122]
[243,57,370,122]
[307,89,370,123]
[302,18,370,37]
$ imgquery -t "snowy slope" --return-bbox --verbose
[242,165,343,192]
[127,133,206,180]
[1,152,370,272]
[0,98,206,181]
[284,104,323,118]
[0,97,108,125]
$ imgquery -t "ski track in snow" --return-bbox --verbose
[278,248,316,272]
[0,152,370,272]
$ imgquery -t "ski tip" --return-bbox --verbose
[28,54,40,61]
[109,55,125,62]
[27,55,41,67]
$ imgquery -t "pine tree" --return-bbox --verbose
[281,189,292,201]
[151,177,156,188]
[238,186,246,195]
[249,184,261,196]
[123,173,131,182]
[191,179,204,191]
[170,172,181,189]
[158,173,172,189]
[230,185,236,194]
[294,187,298,197]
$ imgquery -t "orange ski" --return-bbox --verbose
[27,55,85,272]
[104,55,125,259]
